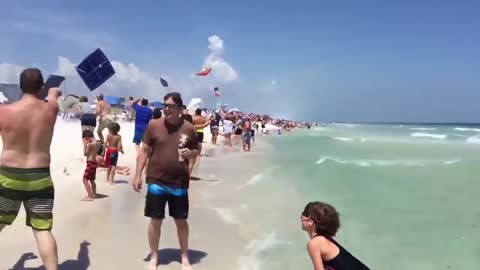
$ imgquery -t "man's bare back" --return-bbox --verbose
[0,89,60,168]
[192,115,208,129]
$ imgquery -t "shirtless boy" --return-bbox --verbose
[104,122,124,184]
[0,68,61,270]
[82,130,98,201]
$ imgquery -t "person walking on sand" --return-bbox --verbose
[190,109,210,174]
[95,93,113,143]
[81,130,98,201]
[132,92,199,270]
[301,202,370,270]
[0,68,61,270]
[209,110,222,145]
[132,97,153,153]
[104,122,124,184]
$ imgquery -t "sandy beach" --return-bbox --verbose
[0,118,275,270]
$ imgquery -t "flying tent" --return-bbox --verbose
[42,75,65,99]
[160,78,168,87]
[76,48,116,91]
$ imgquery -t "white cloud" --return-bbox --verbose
[203,35,238,83]
[0,63,24,83]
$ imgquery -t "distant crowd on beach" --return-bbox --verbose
[0,68,369,270]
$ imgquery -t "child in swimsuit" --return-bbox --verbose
[82,130,98,201]
[301,202,370,270]
[105,122,124,184]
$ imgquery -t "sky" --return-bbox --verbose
[0,0,479,122]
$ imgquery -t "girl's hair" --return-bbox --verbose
[109,122,121,135]
[302,202,341,236]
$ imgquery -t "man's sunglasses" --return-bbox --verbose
[163,103,180,109]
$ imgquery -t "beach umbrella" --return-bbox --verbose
[75,48,116,91]
[41,75,65,99]
[0,83,21,104]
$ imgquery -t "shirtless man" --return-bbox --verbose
[95,94,112,143]
[190,109,210,175]
[0,68,61,270]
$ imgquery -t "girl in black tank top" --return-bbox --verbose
[301,202,370,270]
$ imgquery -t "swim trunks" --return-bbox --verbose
[133,128,146,144]
[145,183,189,219]
[243,131,252,144]
[98,115,115,132]
[196,131,204,143]
[83,161,98,181]
[0,166,54,230]
[80,113,97,127]
[210,126,219,135]
[105,148,119,167]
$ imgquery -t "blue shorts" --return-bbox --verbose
[133,128,145,144]
[145,184,189,219]
[243,131,252,144]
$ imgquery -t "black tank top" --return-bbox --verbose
[315,235,370,270]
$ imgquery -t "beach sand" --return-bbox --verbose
[0,119,274,270]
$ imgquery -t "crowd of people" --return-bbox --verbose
[0,68,369,270]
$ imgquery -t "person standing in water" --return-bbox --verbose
[0,68,61,270]
[301,202,370,270]
[209,110,222,145]
[132,98,153,153]
[132,92,199,270]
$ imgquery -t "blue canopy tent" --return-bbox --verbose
[104,96,125,107]
[149,101,163,109]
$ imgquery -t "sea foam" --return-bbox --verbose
[410,132,447,140]
[237,232,282,270]
[409,127,437,131]
[454,127,480,132]
[315,157,462,167]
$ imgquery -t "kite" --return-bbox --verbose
[75,48,116,91]
[160,78,168,87]
[213,86,221,97]
[196,67,212,76]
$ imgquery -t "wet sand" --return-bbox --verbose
[0,119,272,270]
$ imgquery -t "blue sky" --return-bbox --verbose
[0,0,479,122]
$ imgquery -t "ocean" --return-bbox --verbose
[229,124,480,270]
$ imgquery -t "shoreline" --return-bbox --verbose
[0,118,279,270]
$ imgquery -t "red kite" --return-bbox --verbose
[196,67,212,76]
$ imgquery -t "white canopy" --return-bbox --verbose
[187,98,202,111]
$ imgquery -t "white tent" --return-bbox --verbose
[187,98,202,111]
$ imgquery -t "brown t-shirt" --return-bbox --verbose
[143,118,198,189]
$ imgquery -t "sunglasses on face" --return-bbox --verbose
[163,103,179,109]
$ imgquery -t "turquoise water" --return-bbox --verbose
[235,124,480,270]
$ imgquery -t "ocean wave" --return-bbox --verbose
[237,232,282,270]
[315,157,462,167]
[237,173,266,190]
[454,127,480,132]
[466,136,480,144]
[409,127,437,131]
[410,132,447,140]
[332,137,354,142]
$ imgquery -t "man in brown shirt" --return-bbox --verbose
[0,69,61,269]
[132,92,199,270]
